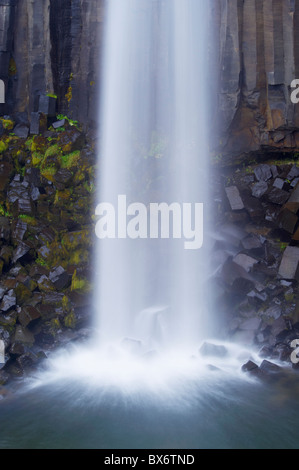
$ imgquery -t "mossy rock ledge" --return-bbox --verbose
[0,118,96,384]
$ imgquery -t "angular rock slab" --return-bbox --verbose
[225,186,244,211]
[254,164,272,182]
[278,246,299,280]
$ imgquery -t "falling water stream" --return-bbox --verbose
[0,0,299,449]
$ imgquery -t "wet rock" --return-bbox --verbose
[278,246,299,280]
[232,278,255,296]
[0,246,12,265]
[58,128,85,152]
[12,241,33,264]
[241,194,264,220]
[14,283,32,305]
[260,360,282,373]
[31,187,40,201]
[271,165,278,179]
[259,345,273,358]
[37,245,51,260]
[13,325,35,345]
[13,124,29,139]
[16,197,34,215]
[0,290,16,312]
[252,181,268,198]
[0,286,6,301]
[287,166,299,181]
[53,168,73,185]
[291,178,299,188]
[0,162,13,191]
[42,293,64,307]
[30,112,40,135]
[277,208,298,234]
[18,305,40,329]
[16,352,39,372]
[271,316,290,338]
[254,164,272,182]
[49,266,70,290]
[52,119,65,129]
[0,310,17,328]
[239,317,261,331]
[273,178,285,190]
[241,234,263,250]
[9,342,26,356]
[29,265,49,279]
[242,360,259,373]
[38,95,56,117]
[272,343,292,362]
[263,305,282,320]
[267,188,290,205]
[11,219,27,241]
[233,253,258,273]
[24,168,40,186]
[225,186,244,211]
[0,217,10,241]
[38,228,55,244]
[0,371,9,385]
[37,276,56,293]
[199,342,228,358]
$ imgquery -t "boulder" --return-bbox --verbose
[278,246,299,280]
[233,253,258,273]
[13,124,29,139]
[13,325,35,345]
[199,342,228,358]
[225,186,244,211]
[267,188,290,205]
[49,266,70,290]
[0,290,16,312]
[254,165,272,182]
[277,208,298,234]
[252,181,268,198]
[273,178,285,190]
[260,360,282,373]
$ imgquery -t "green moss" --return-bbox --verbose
[18,215,37,226]
[0,118,14,130]
[9,58,17,76]
[50,318,61,334]
[31,136,48,154]
[69,249,89,266]
[46,93,58,99]
[40,166,57,181]
[64,311,76,329]
[71,270,91,293]
[36,257,48,267]
[62,295,72,312]
[45,144,60,158]
[0,140,8,154]
[15,283,32,305]
[285,292,294,303]
[65,86,72,103]
[0,203,11,217]
[32,152,43,167]
[59,150,80,169]
[54,189,72,206]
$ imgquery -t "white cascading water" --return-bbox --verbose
[35,0,258,393]
[95,0,211,352]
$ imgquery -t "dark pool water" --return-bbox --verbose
[0,370,299,449]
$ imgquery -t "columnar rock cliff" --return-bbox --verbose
[0,0,103,128]
[213,0,299,161]
[0,0,299,158]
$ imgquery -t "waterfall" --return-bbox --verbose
[95,0,212,353]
